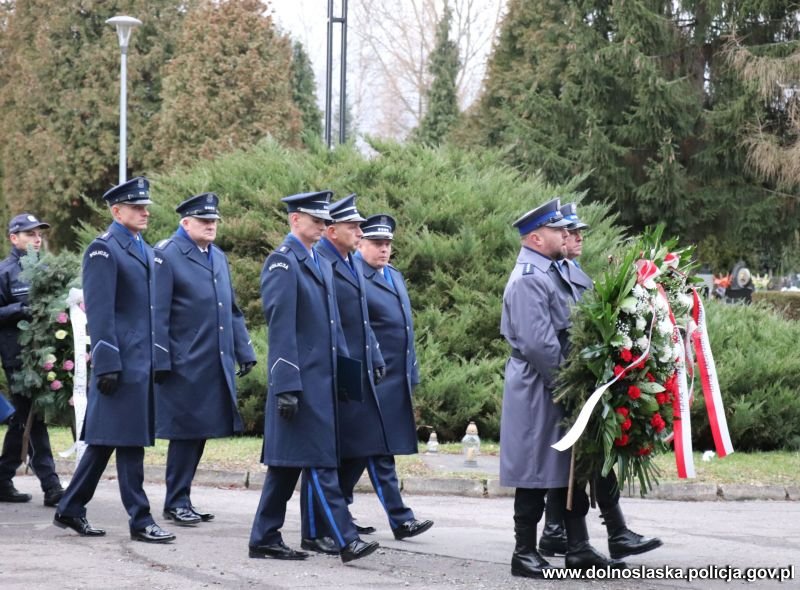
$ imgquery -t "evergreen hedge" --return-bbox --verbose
[68,139,800,450]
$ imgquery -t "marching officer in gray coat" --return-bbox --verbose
[154,193,257,526]
[248,191,378,564]
[55,177,175,544]
[355,214,433,540]
[538,203,662,560]
[500,198,622,578]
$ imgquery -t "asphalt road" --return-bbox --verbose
[1,474,798,589]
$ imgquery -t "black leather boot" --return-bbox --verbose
[538,497,567,556]
[601,504,663,559]
[564,517,626,571]
[511,523,556,578]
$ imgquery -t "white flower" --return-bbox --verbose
[678,292,693,309]
[621,335,633,350]
[657,319,673,335]
[632,284,646,299]
[620,297,638,314]
[636,336,649,351]
[635,317,647,332]
[655,295,669,311]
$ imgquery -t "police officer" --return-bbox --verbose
[0,213,64,506]
[354,214,434,540]
[538,203,662,560]
[500,198,622,578]
[248,191,378,564]
[54,177,175,544]
[154,193,257,526]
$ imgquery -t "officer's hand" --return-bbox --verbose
[154,370,171,384]
[236,361,256,377]
[374,365,386,385]
[20,304,33,321]
[97,372,120,395]
[276,392,300,421]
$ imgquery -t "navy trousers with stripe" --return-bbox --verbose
[250,465,357,549]
[304,455,414,539]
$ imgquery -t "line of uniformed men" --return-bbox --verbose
[9,177,432,563]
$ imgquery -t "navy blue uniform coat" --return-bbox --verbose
[153,232,256,439]
[0,248,29,371]
[360,260,420,455]
[260,236,348,468]
[316,239,387,458]
[82,223,156,447]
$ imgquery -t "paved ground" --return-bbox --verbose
[1,474,798,589]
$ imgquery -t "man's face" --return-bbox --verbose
[9,228,45,252]
[358,238,392,269]
[328,221,363,253]
[564,229,583,260]
[293,212,326,244]
[113,203,149,233]
[528,226,567,259]
[182,216,218,247]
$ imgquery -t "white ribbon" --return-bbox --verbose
[59,288,88,465]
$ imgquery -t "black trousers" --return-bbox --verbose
[164,439,206,509]
[519,485,590,529]
[0,384,60,491]
[545,471,620,518]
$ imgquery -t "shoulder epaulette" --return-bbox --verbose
[522,263,535,275]
[97,231,111,241]
[155,238,172,250]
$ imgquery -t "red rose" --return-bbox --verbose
[619,348,633,363]
[645,372,656,382]
[621,418,632,431]
[613,365,627,379]
[615,407,629,417]
[614,434,630,447]
[637,446,652,456]
[664,373,678,394]
[655,392,668,405]
[627,385,641,400]
[651,413,666,433]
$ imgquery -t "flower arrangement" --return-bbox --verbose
[554,227,700,495]
[12,249,81,423]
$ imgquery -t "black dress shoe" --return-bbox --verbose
[53,513,106,536]
[0,483,32,503]
[354,523,376,535]
[340,539,380,563]
[301,536,339,555]
[163,507,202,526]
[130,523,176,543]
[249,541,308,560]
[43,484,65,507]
[608,528,663,559]
[392,519,434,540]
[190,505,215,521]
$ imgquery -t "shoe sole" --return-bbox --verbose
[0,497,32,503]
[248,550,308,560]
[393,521,434,540]
[301,542,339,555]
[162,513,201,527]
[53,518,106,537]
[130,534,176,543]
[341,543,379,563]
[610,538,663,559]
[537,547,566,557]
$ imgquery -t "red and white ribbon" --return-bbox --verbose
[691,288,734,458]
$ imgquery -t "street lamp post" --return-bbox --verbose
[106,15,142,184]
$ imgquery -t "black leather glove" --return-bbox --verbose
[97,372,120,395]
[374,365,386,385]
[154,370,171,384]
[276,392,300,421]
[236,361,256,377]
[20,304,33,321]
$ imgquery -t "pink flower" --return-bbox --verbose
[50,380,63,391]
[635,259,661,289]
[664,252,680,269]
[63,360,75,371]
[56,312,69,324]
[43,361,54,371]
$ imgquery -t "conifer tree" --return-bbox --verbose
[154,0,301,169]
[0,0,192,246]
[291,40,322,143]
[413,4,460,146]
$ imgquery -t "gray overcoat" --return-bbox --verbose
[499,246,574,489]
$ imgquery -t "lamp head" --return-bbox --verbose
[106,16,142,51]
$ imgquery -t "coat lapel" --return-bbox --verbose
[285,237,323,284]
[175,232,213,271]
[109,224,147,267]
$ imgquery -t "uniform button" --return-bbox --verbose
[214,279,217,283]
[330,320,334,324]
[218,302,223,307]
[220,351,224,355]
[363,320,367,325]
[332,347,336,351]
[219,326,224,331]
